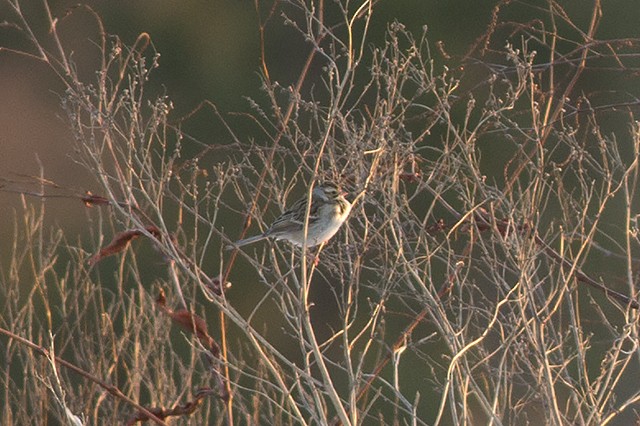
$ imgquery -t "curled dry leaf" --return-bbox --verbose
[154,292,220,357]
[398,171,421,183]
[203,275,231,296]
[154,292,227,400]
[169,310,211,343]
[81,191,110,207]
[88,226,162,265]
[155,288,167,306]
[126,388,216,425]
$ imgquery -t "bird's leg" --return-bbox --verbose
[306,243,325,267]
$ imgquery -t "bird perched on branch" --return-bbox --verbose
[227,182,352,249]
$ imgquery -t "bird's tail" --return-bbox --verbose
[225,234,267,250]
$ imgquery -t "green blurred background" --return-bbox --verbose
[2,0,639,292]
[2,0,639,225]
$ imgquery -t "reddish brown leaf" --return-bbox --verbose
[169,309,210,342]
[88,226,163,265]
[81,192,110,207]
[203,275,231,296]
[126,388,216,425]
[399,172,421,183]
[153,293,226,398]
[155,289,167,307]
[144,225,162,239]
[88,230,143,265]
